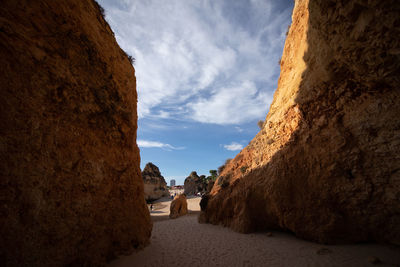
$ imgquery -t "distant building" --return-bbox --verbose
[170,179,176,187]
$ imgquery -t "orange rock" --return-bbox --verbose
[142,162,170,201]
[169,194,188,219]
[0,0,151,265]
[205,0,400,244]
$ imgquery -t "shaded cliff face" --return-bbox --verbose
[205,0,400,244]
[142,162,169,201]
[184,172,207,195]
[0,0,152,265]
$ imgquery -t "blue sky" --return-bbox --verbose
[98,0,294,185]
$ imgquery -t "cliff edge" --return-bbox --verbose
[204,0,400,244]
[0,0,152,265]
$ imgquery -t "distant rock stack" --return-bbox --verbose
[204,0,400,245]
[142,162,170,201]
[184,171,207,195]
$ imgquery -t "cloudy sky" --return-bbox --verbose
[98,0,294,185]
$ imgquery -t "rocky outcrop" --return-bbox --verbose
[0,0,152,266]
[184,172,199,195]
[184,172,206,195]
[206,181,215,193]
[198,193,210,224]
[204,0,400,244]
[142,162,169,201]
[169,194,188,219]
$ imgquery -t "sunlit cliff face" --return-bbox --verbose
[205,0,400,245]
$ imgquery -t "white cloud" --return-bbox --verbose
[235,126,244,133]
[98,0,293,124]
[224,142,243,151]
[188,80,273,124]
[137,140,184,151]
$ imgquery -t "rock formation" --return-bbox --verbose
[184,172,206,195]
[169,194,188,219]
[0,0,152,265]
[198,193,210,224]
[206,181,215,193]
[142,162,170,201]
[204,0,400,244]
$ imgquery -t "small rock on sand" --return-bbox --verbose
[169,194,188,219]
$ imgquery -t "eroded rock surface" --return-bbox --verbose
[142,162,169,201]
[169,194,188,219]
[0,0,152,265]
[204,0,400,244]
[184,171,206,195]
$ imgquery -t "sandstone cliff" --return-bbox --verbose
[142,162,169,201]
[205,0,400,244]
[184,171,207,195]
[0,0,152,265]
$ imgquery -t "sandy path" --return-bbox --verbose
[109,197,400,267]
[149,196,200,222]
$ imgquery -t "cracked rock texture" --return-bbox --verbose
[205,0,400,244]
[169,194,188,219]
[184,171,207,196]
[0,0,151,265]
[142,162,169,201]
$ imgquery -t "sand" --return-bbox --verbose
[109,197,400,267]
[148,196,200,222]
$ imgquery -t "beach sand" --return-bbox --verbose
[149,196,200,222]
[109,197,400,267]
